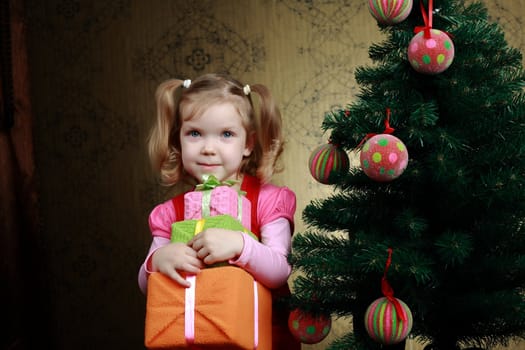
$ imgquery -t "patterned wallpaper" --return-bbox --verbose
[24,1,525,349]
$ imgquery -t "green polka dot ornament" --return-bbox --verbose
[408,28,455,75]
[360,134,409,182]
[288,309,331,344]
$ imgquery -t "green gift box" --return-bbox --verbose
[171,215,258,267]
[171,214,259,242]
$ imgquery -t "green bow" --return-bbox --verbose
[195,174,243,194]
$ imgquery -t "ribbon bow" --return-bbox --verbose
[414,0,433,39]
[195,174,239,191]
[381,248,408,322]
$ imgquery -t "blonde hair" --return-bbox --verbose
[147,73,284,186]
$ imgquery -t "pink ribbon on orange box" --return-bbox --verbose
[183,217,260,348]
[184,276,260,348]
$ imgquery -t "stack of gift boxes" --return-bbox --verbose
[145,178,272,349]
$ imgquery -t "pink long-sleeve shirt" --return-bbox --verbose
[138,183,296,293]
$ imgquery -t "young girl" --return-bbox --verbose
[138,73,300,349]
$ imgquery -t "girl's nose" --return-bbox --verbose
[201,139,216,154]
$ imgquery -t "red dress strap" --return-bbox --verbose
[171,192,185,221]
[240,174,261,237]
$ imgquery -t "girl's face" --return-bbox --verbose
[180,102,253,184]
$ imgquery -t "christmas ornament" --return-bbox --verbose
[364,248,413,345]
[364,296,413,345]
[408,29,454,74]
[360,134,408,182]
[288,309,331,344]
[368,0,413,25]
[408,0,454,74]
[309,142,350,184]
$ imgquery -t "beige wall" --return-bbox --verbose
[26,1,525,348]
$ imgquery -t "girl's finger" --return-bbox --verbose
[166,270,191,288]
[196,247,208,259]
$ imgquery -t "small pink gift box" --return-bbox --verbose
[184,185,252,230]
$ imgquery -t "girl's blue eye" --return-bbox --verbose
[190,130,200,137]
[223,131,233,138]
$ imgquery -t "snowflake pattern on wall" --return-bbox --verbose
[39,80,138,188]
[278,0,371,151]
[133,3,265,81]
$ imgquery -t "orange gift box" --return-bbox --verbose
[145,266,272,349]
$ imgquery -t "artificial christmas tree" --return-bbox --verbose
[289,0,525,349]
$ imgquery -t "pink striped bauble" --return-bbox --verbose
[368,0,413,25]
[308,143,350,184]
[364,297,413,345]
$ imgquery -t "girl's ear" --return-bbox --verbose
[243,132,256,157]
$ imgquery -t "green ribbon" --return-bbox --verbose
[195,174,238,191]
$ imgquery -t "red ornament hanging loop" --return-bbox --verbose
[383,108,395,134]
[381,247,408,322]
[357,108,395,148]
[414,0,433,38]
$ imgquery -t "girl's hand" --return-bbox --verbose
[188,228,244,266]
[151,242,204,287]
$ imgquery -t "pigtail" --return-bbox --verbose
[147,79,184,185]
[249,84,285,183]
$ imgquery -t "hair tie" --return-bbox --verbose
[182,79,191,88]
[243,84,251,96]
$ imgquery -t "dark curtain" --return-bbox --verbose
[1,0,53,348]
